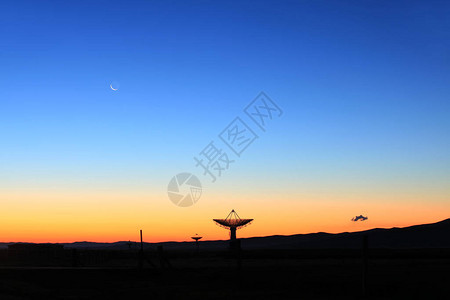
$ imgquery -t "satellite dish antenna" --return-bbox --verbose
[191,233,202,251]
[213,209,253,249]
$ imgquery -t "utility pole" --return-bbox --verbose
[138,229,144,270]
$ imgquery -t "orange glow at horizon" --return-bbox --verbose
[1,188,449,243]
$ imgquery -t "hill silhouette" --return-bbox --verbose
[1,218,449,250]
[241,218,450,249]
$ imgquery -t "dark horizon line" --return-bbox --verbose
[1,217,448,245]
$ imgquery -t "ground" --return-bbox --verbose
[0,249,449,299]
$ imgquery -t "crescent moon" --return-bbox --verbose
[110,84,118,91]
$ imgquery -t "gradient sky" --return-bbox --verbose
[1,0,449,243]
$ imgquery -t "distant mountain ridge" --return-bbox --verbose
[241,218,450,249]
[1,218,449,250]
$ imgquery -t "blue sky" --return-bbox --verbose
[1,0,449,201]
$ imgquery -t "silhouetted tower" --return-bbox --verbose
[213,209,253,248]
[191,233,202,251]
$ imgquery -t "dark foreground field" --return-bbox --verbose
[0,249,449,299]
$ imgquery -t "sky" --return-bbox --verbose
[1,0,449,243]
